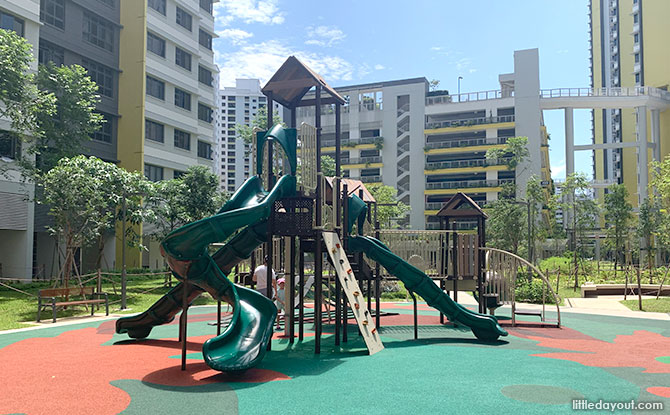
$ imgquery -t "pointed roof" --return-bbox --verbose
[436,192,488,219]
[261,56,346,109]
[324,177,376,203]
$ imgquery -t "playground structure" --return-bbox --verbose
[116,56,562,373]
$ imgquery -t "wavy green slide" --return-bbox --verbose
[116,174,296,371]
[348,236,507,341]
[345,195,507,341]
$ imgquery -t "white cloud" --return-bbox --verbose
[215,0,285,26]
[551,160,566,178]
[374,64,385,70]
[430,46,442,51]
[305,25,346,47]
[216,40,354,88]
[217,28,253,45]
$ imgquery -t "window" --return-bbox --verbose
[148,0,166,15]
[147,32,165,57]
[635,73,640,83]
[145,119,164,143]
[174,129,191,150]
[146,76,165,100]
[97,0,115,7]
[199,29,212,50]
[634,33,639,43]
[175,47,191,71]
[633,13,639,24]
[176,7,192,31]
[228,102,236,108]
[198,103,213,123]
[144,164,163,182]
[635,53,640,63]
[38,41,64,66]
[173,170,186,179]
[198,66,213,86]
[82,59,114,97]
[199,0,213,14]
[198,141,213,159]
[174,88,191,110]
[0,131,20,160]
[91,113,112,143]
[83,12,114,52]
[39,0,64,30]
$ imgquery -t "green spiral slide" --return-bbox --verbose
[346,196,507,341]
[116,174,296,372]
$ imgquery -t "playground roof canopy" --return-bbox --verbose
[262,56,346,109]
[436,192,488,219]
[324,177,376,203]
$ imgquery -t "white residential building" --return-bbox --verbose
[0,0,40,280]
[215,79,282,193]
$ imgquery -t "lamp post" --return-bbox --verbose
[457,76,463,99]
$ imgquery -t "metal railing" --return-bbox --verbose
[348,175,382,183]
[540,86,670,100]
[341,156,382,165]
[426,115,515,130]
[425,200,490,211]
[321,136,381,148]
[424,157,510,170]
[425,178,514,190]
[426,89,513,106]
[359,102,383,111]
[424,136,508,150]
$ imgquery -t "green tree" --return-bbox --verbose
[321,155,335,176]
[604,183,633,276]
[0,29,53,138]
[429,79,440,92]
[637,198,663,280]
[366,184,409,229]
[235,105,284,145]
[41,156,151,285]
[486,136,530,171]
[486,196,526,255]
[27,63,103,175]
[147,166,228,241]
[556,172,599,289]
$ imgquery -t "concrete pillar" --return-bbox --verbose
[651,109,661,165]
[637,106,648,207]
[564,107,574,230]
[564,107,575,177]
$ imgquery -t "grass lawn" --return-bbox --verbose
[0,273,219,331]
[620,297,670,313]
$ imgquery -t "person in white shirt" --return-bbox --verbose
[253,256,276,299]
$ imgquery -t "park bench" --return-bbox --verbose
[37,287,109,323]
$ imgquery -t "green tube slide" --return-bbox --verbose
[348,235,507,341]
[116,174,296,372]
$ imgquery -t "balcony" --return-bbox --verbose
[425,89,512,106]
[424,136,508,150]
[425,115,515,130]
[424,157,510,170]
[342,156,382,165]
[425,178,514,190]
[348,175,382,183]
[322,136,381,148]
[425,200,490,211]
[359,102,383,112]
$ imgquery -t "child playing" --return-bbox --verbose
[275,277,286,330]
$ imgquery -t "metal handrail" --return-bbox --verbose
[321,136,380,147]
[424,157,509,170]
[426,89,514,105]
[426,115,515,130]
[424,136,508,150]
[540,86,670,100]
[425,178,513,190]
[341,156,382,165]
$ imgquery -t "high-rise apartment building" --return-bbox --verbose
[589,0,670,206]
[296,49,551,230]
[215,79,282,193]
[0,0,40,280]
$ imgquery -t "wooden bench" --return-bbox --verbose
[37,287,109,323]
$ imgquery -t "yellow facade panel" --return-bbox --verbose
[424,165,507,175]
[424,187,502,196]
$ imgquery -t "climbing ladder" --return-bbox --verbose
[322,231,384,355]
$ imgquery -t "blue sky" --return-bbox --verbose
[212,0,595,179]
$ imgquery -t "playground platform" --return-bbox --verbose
[1,301,669,414]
